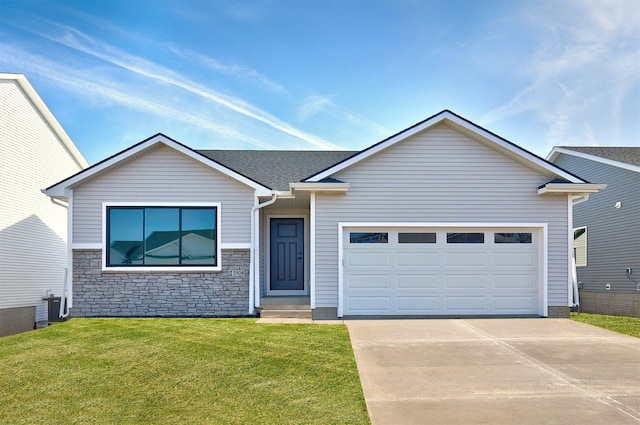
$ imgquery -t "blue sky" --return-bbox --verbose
[1,0,638,164]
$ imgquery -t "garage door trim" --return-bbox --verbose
[338,222,548,317]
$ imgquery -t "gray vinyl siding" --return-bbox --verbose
[314,123,569,309]
[0,79,84,321]
[553,153,640,294]
[72,145,255,245]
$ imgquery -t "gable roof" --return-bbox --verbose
[303,109,588,184]
[45,133,274,199]
[197,150,356,191]
[1,73,88,169]
[547,147,640,173]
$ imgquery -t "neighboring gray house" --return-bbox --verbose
[548,147,640,317]
[45,110,604,319]
[0,74,88,336]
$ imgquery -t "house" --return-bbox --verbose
[0,74,88,336]
[44,110,605,319]
[548,147,640,317]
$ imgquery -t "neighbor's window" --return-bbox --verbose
[350,232,388,243]
[573,227,587,267]
[107,206,217,267]
[447,232,484,244]
[494,233,532,244]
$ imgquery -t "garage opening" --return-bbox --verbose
[340,225,544,317]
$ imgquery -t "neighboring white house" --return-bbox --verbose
[0,73,88,336]
[45,110,604,320]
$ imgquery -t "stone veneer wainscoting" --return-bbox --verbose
[72,249,251,317]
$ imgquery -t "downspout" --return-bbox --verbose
[249,193,278,314]
[45,191,72,319]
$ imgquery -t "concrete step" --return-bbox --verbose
[259,309,312,319]
[261,303,310,310]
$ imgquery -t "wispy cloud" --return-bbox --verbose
[482,0,640,147]
[168,45,286,93]
[13,18,341,150]
[0,44,279,149]
[297,95,387,135]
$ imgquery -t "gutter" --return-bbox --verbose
[249,193,278,314]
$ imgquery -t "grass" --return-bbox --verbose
[570,312,640,338]
[0,318,370,425]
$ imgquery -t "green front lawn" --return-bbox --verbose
[0,318,369,425]
[570,312,640,338]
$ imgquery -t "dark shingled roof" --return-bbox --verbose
[558,147,640,167]
[197,150,358,190]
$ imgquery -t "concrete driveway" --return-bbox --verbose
[346,319,640,425]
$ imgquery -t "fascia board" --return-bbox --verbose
[537,183,607,196]
[289,182,350,192]
[45,134,272,197]
[547,147,640,173]
[3,73,89,169]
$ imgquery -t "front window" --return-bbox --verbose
[106,205,218,267]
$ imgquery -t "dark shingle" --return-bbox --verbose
[197,150,358,190]
[558,147,640,167]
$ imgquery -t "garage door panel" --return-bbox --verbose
[493,274,537,289]
[444,275,487,289]
[492,252,536,267]
[493,296,536,311]
[347,296,391,313]
[346,274,391,289]
[397,296,440,312]
[396,252,439,266]
[397,274,439,289]
[347,252,390,266]
[445,296,487,311]
[445,252,486,267]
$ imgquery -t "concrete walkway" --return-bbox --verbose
[346,319,640,425]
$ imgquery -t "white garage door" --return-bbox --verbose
[342,227,541,316]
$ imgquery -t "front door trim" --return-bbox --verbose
[266,213,309,295]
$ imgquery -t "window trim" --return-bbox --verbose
[573,226,587,267]
[102,202,222,272]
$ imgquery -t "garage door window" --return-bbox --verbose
[398,232,436,243]
[350,232,388,243]
[447,232,484,243]
[494,233,532,243]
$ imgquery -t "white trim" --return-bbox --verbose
[567,195,573,308]
[101,202,222,272]
[220,243,251,249]
[1,74,88,170]
[66,189,74,308]
[289,182,350,192]
[310,193,316,309]
[541,224,549,317]
[547,147,640,173]
[306,111,586,183]
[537,183,606,196]
[337,222,549,317]
[45,134,271,198]
[265,212,309,296]
[71,243,102,250]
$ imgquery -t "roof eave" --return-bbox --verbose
[1,73,89,170]
[537,183,607,196]
[304,110,585,183]
[44,134,272,197]
[289,182,351,193]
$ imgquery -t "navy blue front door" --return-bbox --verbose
[270,218,304,291]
